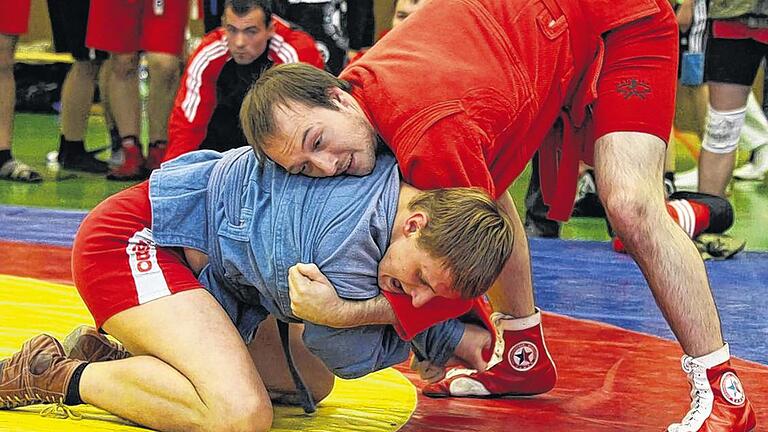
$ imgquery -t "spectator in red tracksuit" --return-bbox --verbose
[238,0,756,430]
[159,0,323,163]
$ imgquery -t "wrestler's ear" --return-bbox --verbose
[327,86,353,107]
[403,211,428,237]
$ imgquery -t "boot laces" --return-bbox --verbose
[676,355,713,430]
[39,400,83,420]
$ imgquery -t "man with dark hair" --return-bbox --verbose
[239,0,756,428]
[159,0,324,163]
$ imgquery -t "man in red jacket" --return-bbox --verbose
[157,0,324,164]
[238,0,756,430]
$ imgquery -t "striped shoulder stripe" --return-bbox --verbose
[689,0,708,53]
[182,39,230,122]
[269,34,300,64]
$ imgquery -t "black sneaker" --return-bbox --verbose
[58,151,108,173]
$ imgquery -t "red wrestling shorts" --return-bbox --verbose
[0,0,31,35]
[71,182,202,328]
[591,0,678,146]
[86,0,189,55]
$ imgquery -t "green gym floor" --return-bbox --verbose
[2,112,767,250]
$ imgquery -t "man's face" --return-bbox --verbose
[378,230,460,309]
[264,87,378,177]
[392,0,428,28]
[224,7,275,65]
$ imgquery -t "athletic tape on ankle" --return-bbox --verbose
[702,105,747,154]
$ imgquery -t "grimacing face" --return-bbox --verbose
[264,87,378,177]
[377,216,460,308]
[223,7,275,65]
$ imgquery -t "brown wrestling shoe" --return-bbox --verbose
[0,334,84,409]
[64,325,131,362]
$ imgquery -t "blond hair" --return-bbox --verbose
[410,188,514,298]
[240,63,351,162]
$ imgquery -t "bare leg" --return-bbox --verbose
[595,131,723,357]
[108,53,140,138]
[488,192,535,317]
[248,317,334,403]
[99,58,116,131]
[0,34,18,151]
[665,132,676,176]
[698,82,751,196]
[61,61,100,141]
[145,52,180,143]
[79,290,273,432]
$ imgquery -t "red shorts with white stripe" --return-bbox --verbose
[0,0,31,35]
[86,0,189,55]
[72,182,202,328]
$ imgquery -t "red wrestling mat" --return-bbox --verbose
[0,241,73,284]
[7,241,767,431]
[398,312,768,431]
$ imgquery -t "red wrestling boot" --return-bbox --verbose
[422,308,556,397]
[107,136,147,181]
[144,140,167,172]
[667,344,756,432]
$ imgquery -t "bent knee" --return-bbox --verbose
[602,191,663,228]
[203,396,273,432]
[311,373,335,402]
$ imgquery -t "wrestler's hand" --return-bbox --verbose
[288,263,343,325]
[450,323,491,372]
[288,263,398,327]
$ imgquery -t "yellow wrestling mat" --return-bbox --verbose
[0,275,416,432]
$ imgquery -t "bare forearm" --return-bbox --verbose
[331,295,397,328]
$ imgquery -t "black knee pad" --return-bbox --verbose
[669,191,734,234]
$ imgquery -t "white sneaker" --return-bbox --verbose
[733,145,768,181]
[674,168,699,192]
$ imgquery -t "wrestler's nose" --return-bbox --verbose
[311,153,339,177]
[410,289,434,308]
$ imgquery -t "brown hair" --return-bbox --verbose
[240,63,351,162]
[409,188,514,299]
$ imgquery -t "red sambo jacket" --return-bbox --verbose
[341,0,671,338]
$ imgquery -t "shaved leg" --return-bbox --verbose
[80,290,273,432]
